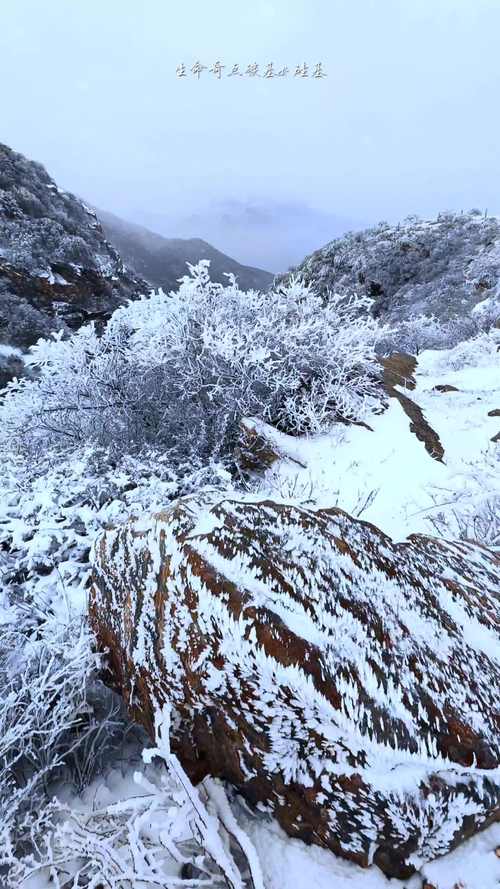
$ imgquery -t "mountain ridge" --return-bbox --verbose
[0,142,147,359]
[96,207,274,293]
[279,210,500,328]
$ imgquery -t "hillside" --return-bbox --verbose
[282,211,500,328]
[0,258,498,889]
[0,144,146,362]
[97,208,274,293]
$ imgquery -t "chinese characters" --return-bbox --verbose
[176,61,327,79]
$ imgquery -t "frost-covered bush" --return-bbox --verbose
[0,615,96,838]
[426,446,500,551]
[377,314,449,355]
[0,444,236,885]
[0,445,230,615]
[0,262,385,465]
[376,313,490,356]
[471,293,500,331]
[2,702,262,889]
[426,328,500,373]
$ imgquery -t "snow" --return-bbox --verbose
[239,814,406,888]
[239,812,500,889]
[419,823,500,889]
[0,325,498,888]
[214,336,498,887]
[18,757,500,889]
[0,343,23,359]
[255,341,499,543]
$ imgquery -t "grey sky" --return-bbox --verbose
[1,0,499,272]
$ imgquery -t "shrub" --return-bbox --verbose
[428,328,500,373]
[425,447,500,551]
[0,612,97,855]
[0,262,385,466]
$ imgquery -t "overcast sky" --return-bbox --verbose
[1,0,499,272]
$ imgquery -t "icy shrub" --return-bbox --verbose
[2,702,263,889]
[377,313,484,356]
[0,444,236,884]
[0,445,230,615]
[0,612,97,860]
[426,446,500,551]
[377,314,449,355]
[0,262,385,466]
[471,293,500,331]
[428,328,500,373]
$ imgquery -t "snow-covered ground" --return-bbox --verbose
[255,338,499,544]
[1,334,498,888]
[225,337,499,888]
[242,812,500,889]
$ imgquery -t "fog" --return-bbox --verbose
[1,0,499,271]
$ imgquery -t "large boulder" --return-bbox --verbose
[90,495,500,878]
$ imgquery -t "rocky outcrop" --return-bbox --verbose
[90,495,500,878]
[280,211,500,328]
[432,384,460,393]
[0,143,147,353]
[234,418,282,473]
[380,353,445,462]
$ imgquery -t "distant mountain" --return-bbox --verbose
[280,211,500,325]
[156,199,361,273]
[96,209,274,293]
[0,143,146,363]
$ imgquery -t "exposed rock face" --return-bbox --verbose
[280,211,500,327]
[0,144,146,352]
[379,353,444,462]
[235,418,286,474]
[97,208,274,294]
[90,495,500,878]
[432,384,460,393]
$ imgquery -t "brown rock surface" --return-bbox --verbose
[380,353,445,462]
[90,495,500,878]
[234,418,282,473]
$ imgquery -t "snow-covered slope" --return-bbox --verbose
[280,211,500,330]
[233,334,499,888]
[0,314,498,887]
[255,333,499,547]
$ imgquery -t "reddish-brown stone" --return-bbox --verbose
[90,495,500,878]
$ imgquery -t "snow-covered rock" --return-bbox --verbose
[90,494,500,879]
[0,143,146,354]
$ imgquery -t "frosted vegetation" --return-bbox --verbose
[0,261,385,461]
[0,261,498,887]
[0,263,387,886]
[285,210,500,353]
[0,142,119,275]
